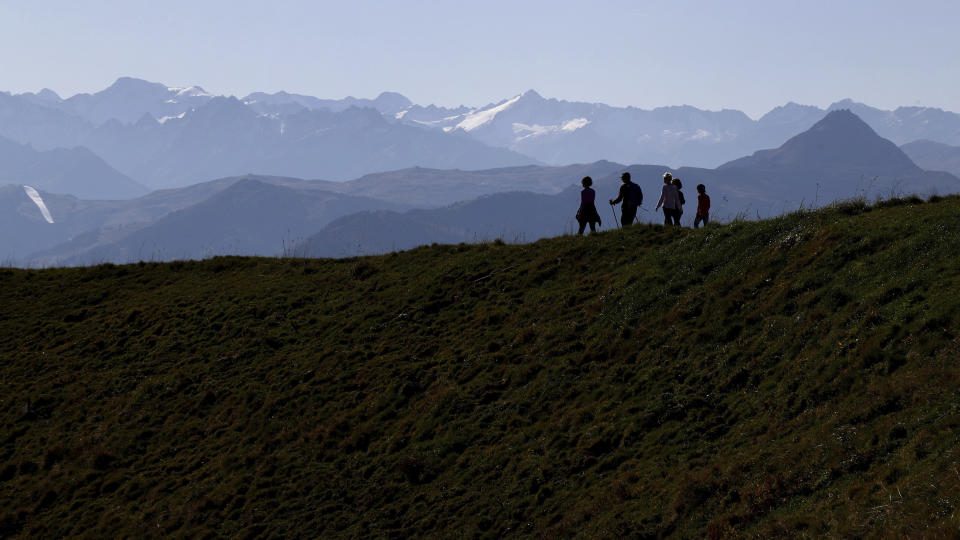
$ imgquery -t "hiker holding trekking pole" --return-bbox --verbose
[609,172,643,228]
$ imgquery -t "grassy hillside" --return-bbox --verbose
[2,196,959,537]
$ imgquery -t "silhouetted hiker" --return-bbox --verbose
[694,183,710,228]
[655,172,681,226]
[576,176,602,234]
[609,172,643,227]
[673,177,686,223]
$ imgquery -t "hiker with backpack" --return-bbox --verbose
[655,172,681,226]
[694,183,710,228]
[576,176,602,234]
[608,172,643,227]
[673,177,686,224]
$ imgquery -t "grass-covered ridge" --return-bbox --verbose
[2,196,959,537]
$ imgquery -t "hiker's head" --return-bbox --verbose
[696,183,706,194]
[620,172,631,183]
[663,172,673,184]
[581,176,593,188]
[672,178,683,189]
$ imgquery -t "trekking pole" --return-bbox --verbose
[610,203,620,229]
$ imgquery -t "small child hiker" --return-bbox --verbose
[694,183,710,229]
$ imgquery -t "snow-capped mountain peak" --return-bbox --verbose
[514,89,541,100]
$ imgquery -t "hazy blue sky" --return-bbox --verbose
[2,0,957,117]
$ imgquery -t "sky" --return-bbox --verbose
[1,0,958,118]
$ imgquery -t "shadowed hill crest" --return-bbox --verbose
[1,197,959,536]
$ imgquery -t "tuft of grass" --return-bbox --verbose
[1,196,960,537]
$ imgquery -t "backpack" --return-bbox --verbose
[677,190,685,206]
[627,183,643,207]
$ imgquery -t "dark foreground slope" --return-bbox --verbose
[1,197,959,537]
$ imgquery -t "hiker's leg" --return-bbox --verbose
[577,219,586,235]
[662,209,671,226]
[589,221,597,233]
[622,207,637,227]
[694,215,703,229]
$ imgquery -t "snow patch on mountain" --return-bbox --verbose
[23,185,54,224]
[170,86,212,98]
[512,118,591,140]
[158,112,187,124]
[402,113,466,130]
[691,129,712,140]
[456,94,523,132]
[562,118,589,131]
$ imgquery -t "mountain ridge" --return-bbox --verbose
[901,139,960,178]
[9,79,960,185]
[0,135,147,200]
[27,179,410,266]
[719,109,920,174]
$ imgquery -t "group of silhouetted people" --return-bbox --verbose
[576,172,711,234]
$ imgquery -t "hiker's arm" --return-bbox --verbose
[609,185,626,205]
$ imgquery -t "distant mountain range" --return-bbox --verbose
[24,77,215,125]
[4,78,960,199]
[12,108,957,266]
[396,93,960,169]
[0,85,535,191]
[250,87,960,168]
[900,140,960,178]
